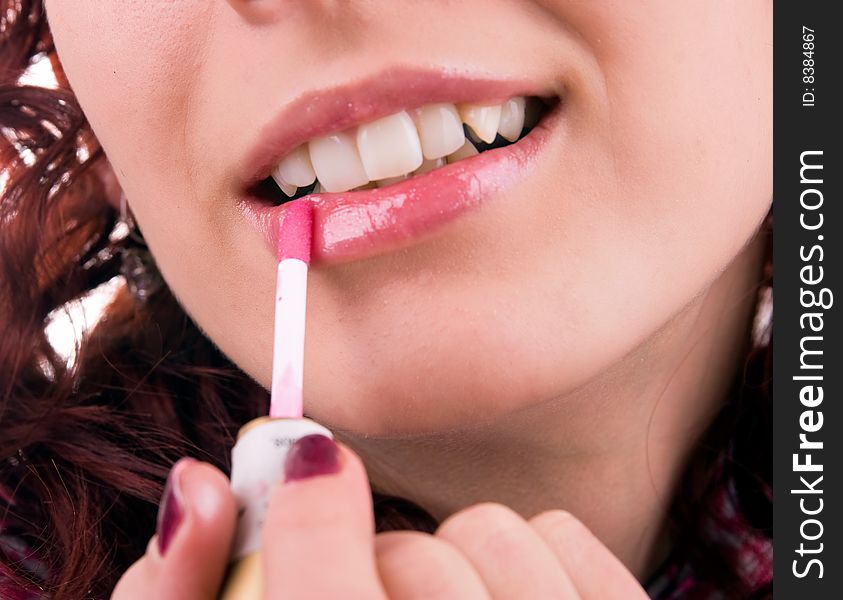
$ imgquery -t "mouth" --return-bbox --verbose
[238,68,562,265]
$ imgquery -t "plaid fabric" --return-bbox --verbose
[645,475,773,599]
[0,536,48,598]
[0,482,46,599]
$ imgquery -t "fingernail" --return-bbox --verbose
[284,435,341,482]
[156,457,194,555]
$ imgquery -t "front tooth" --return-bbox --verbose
[275,145,316,187]
[413,103,465,160]
[308,132,370,193]
[446,140,479,164]
[356,111,423,181]
[414,157,445,175]
[497,96,526,142]
[376,174,408,188]
[271,174,297,198]
[465,125,482,144]
[458,103,502,144]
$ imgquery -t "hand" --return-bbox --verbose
[112,437,649,599]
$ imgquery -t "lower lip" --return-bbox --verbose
[239,110,557,265]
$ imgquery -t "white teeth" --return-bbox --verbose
[308,132,370,193]
[457,103,502,144]
[271,96,539,196]
[356,111,424,181]
[413,103,465,160]
[272,176,297,198]
[414,156,445,175]
[465,126,483,145]
[446,140,479,164]
[274,144,316,187]
[497,96,526,143]
[376,174,409,188]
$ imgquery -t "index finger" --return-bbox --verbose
[530,510,649,600]
[263,435,387,600]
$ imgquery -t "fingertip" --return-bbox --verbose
[156,460,237,558]
[266,438,371,530]
[149,460,238,599]
[262,439,384,599]
[530,510,649,599]
[179,461,237,527]
[278,436,369,491]
[283,434,343,483]
[335,440,370,483]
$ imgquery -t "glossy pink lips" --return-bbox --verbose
[237,68,560,265]
[241,124,549,264]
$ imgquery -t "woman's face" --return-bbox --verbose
[47,1,771,435]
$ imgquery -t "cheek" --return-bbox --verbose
[48,1,235,323]
[583,1,772,286]
[47,1,210,195]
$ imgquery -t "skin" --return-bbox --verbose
[113,445,650,599]
[46,0,772,595]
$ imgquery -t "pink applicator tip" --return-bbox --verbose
[276,201,313,264]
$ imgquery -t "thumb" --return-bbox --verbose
[262,435,387,599]
[147,458,237,599]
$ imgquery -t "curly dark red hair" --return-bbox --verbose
[1,2,771,598]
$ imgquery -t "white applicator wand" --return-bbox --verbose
[219,201,332,600]
[269,199,315,419]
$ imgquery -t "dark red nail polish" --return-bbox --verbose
[284,435,341,482]
[156,458,193,556]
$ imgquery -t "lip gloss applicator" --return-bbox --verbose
[219,201,332,600]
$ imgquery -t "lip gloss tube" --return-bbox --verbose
[219,202,327,599]
[219,416,331,599]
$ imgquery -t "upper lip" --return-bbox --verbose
[239,66,556,188]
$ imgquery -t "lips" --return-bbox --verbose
[237,68,562,265]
